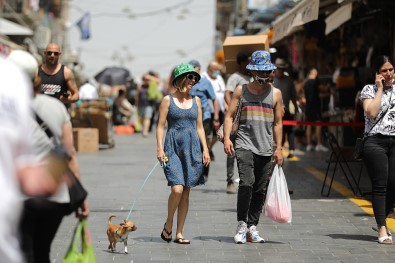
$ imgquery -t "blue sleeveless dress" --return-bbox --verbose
[163,96,204,187]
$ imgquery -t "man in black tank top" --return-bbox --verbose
[38,43,79,104]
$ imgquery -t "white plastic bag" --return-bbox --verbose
[263,165,292,223]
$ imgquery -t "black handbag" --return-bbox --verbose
[353,137,365,160]
[65,169,88,215]
[34,112,88,215]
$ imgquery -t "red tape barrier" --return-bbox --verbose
[283,120,364,127]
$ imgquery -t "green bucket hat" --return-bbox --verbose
[172,63,200,86]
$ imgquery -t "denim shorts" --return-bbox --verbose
[138,105,153,119]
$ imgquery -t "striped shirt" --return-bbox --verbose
[236,84,274,156]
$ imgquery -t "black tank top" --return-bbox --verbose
[39,65,68,98]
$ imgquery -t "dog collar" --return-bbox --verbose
[116,229,129,242]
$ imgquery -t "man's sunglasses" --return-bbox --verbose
[45,51,60,56]
[258,70,273,74]
[186,74,199,82]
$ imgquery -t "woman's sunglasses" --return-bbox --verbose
[186,74,199,82]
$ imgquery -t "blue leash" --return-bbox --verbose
[125,161,161,220]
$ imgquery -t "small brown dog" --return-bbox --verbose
[107,215,137,254]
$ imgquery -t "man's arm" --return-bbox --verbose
[225,90,232,105]
[273,87,284,166]
[64,66,79,103]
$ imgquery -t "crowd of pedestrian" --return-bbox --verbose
[3,38,394,263]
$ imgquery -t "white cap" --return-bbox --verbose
[6,50,38,80]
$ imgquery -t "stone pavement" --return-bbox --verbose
[50,134,395,263]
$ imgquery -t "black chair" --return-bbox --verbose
[321,131,363,197]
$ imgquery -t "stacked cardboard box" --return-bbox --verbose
[71,99,114,147]
[73,128,99,152]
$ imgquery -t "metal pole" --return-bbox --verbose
[62,0,70,64]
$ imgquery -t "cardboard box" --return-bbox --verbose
[73,128,99,152]
[223,34,269,74]
[72,108,114,146]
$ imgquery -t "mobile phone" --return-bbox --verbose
[377,72,385,85]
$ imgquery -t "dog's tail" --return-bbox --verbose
[108,214,116,225]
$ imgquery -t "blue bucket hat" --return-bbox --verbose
[246,50,276,71]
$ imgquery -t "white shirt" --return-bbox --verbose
[79,82,99,100]
[0,57,34,263]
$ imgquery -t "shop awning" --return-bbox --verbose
[0,18,33,36]
[272,0,319,44]
[0,37,23,56]
[325,3,352,35]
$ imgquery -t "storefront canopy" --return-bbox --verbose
[272,0,319,44]
[325,3,352,35]
[0,18,33,36]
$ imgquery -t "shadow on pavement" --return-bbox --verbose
[326,233,375,242]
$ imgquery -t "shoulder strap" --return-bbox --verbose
[365,91,393,135]
[34,112,54,139]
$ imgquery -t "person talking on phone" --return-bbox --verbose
[359,55,395,245]
[38,43,79,105]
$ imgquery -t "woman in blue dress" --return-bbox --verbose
[156,63,210,244]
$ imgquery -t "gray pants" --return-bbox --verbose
[226,155,236,183]
[235,148,272,227]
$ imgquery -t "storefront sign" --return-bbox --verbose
[325,3,352,35]
[272,0,319,43]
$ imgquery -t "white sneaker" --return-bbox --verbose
[293,149,305,155]
[234,221,247,244]
[315,144,329,152]
[306,144,314,151]
[247,225,265,243]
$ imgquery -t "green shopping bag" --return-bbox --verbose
[62,219,97,263]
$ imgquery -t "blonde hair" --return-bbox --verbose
[173,75,188,92]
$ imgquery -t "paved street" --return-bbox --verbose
[50,133,395,263]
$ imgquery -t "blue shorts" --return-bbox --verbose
[138,105,153,119]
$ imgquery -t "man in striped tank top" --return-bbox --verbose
[223,50,284,244]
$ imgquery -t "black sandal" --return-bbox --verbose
[160,223,172,243]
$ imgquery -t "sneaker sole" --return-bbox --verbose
[247,239,265,243]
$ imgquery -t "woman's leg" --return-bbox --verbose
[163,185,183,239]
[306,126,312,145]
[316,126,323,145]
[363,135,388,228]
[175,187,191,239]
[385,137,395,217]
